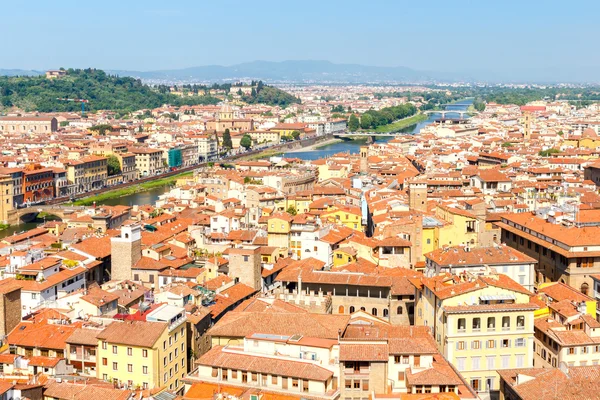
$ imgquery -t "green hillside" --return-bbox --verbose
[0,68,299,113]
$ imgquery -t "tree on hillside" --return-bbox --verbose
[348,114,359,131]
[291,130,301,140]
[107,155,122,176]
[240,134,252,149]
[222,129,233,150]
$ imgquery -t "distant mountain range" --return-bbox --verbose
[2,60,600,84]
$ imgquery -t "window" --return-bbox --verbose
[515,338,526,347]
[397,306,403,315]
[471,378,481,392]
[457,341,465,350]
[127,347,132,356]
[102,357,107,366]
[164,357,167,366]
[502,316,510,330]
[472,317,481,331]
[372,308,378,316]
[456,358,466,371]
[457,318,466,332]
[517,315,525,329]
[143,349,148,358]
[272,375,278,384]
[128,364,133,372]
[292,379,299,388]
[472,340,481,350]
[102,342,107,350]
[487,356,495,370]
[143,366,148,374]
[516,354,525,368]
[487,340,496,349]
[112,346,118,354]
[501,355,510,368]
[487,317,495,330]
[414,356,420,367]
[345,379,352,389]
[112,362,118,371]
[472,357,481,370]
[398,370,405,381]
[568,348,576,355]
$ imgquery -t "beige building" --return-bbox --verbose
[131,148,165,177]
[0,174,14,222]
[0,116,58,133]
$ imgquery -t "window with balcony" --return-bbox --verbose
[502,316,510,330]
[487,317,495,331]
[457,318,466,332]
[517,315,525,329]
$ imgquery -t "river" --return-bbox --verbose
[281,99,473,160]
[0,100,472,238]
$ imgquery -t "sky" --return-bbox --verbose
[4,0,600,74]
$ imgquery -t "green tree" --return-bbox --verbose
[286,205,297,216]
[240,134,252,149]
[107,154,121,176]
[291,130,301,140]
[222,129,233,150]
[539,148,560,157]
[348,114,359,131]
[360,114,373,129]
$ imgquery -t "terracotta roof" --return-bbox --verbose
[339,343,389,361]
[96,320,167,347]
[196,346,333,381]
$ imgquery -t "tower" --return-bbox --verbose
[110,223,142,281]
[360,145,369,174]
[228,246,261,290]
[408,180,428,212]
[523,111,532,141]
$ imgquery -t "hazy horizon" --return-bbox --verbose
[4,0,600,78]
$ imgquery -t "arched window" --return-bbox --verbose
[581,282,590,296]
[349,306,355,313]
[338,305,344,314]
[360,307,366,312]
[372,308,378,316]
[383,309,389,317]
[397,306,403,315]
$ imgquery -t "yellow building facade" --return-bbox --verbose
[96,313,187,393]
[413,273,536,394]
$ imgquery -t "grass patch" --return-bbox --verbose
[72,171,194,206]
[0,223,9,231]
[372,113,428,133]
[239,150,284,161]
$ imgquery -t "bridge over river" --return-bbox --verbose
[6,205,87,225]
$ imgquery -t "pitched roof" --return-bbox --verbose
[96,320,167,347]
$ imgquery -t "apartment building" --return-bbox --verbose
[96,305,187,392]
[412,272,537,395]
[497,210,600,293]
[131,148,164,177]
[425,246,537,291]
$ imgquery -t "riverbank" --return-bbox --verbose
[71,170,194,206]
[372,113,428,133]
[286,137,343,153]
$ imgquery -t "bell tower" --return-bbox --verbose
[360,146,369,174]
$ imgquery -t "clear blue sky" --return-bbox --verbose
[4,0,600,72]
